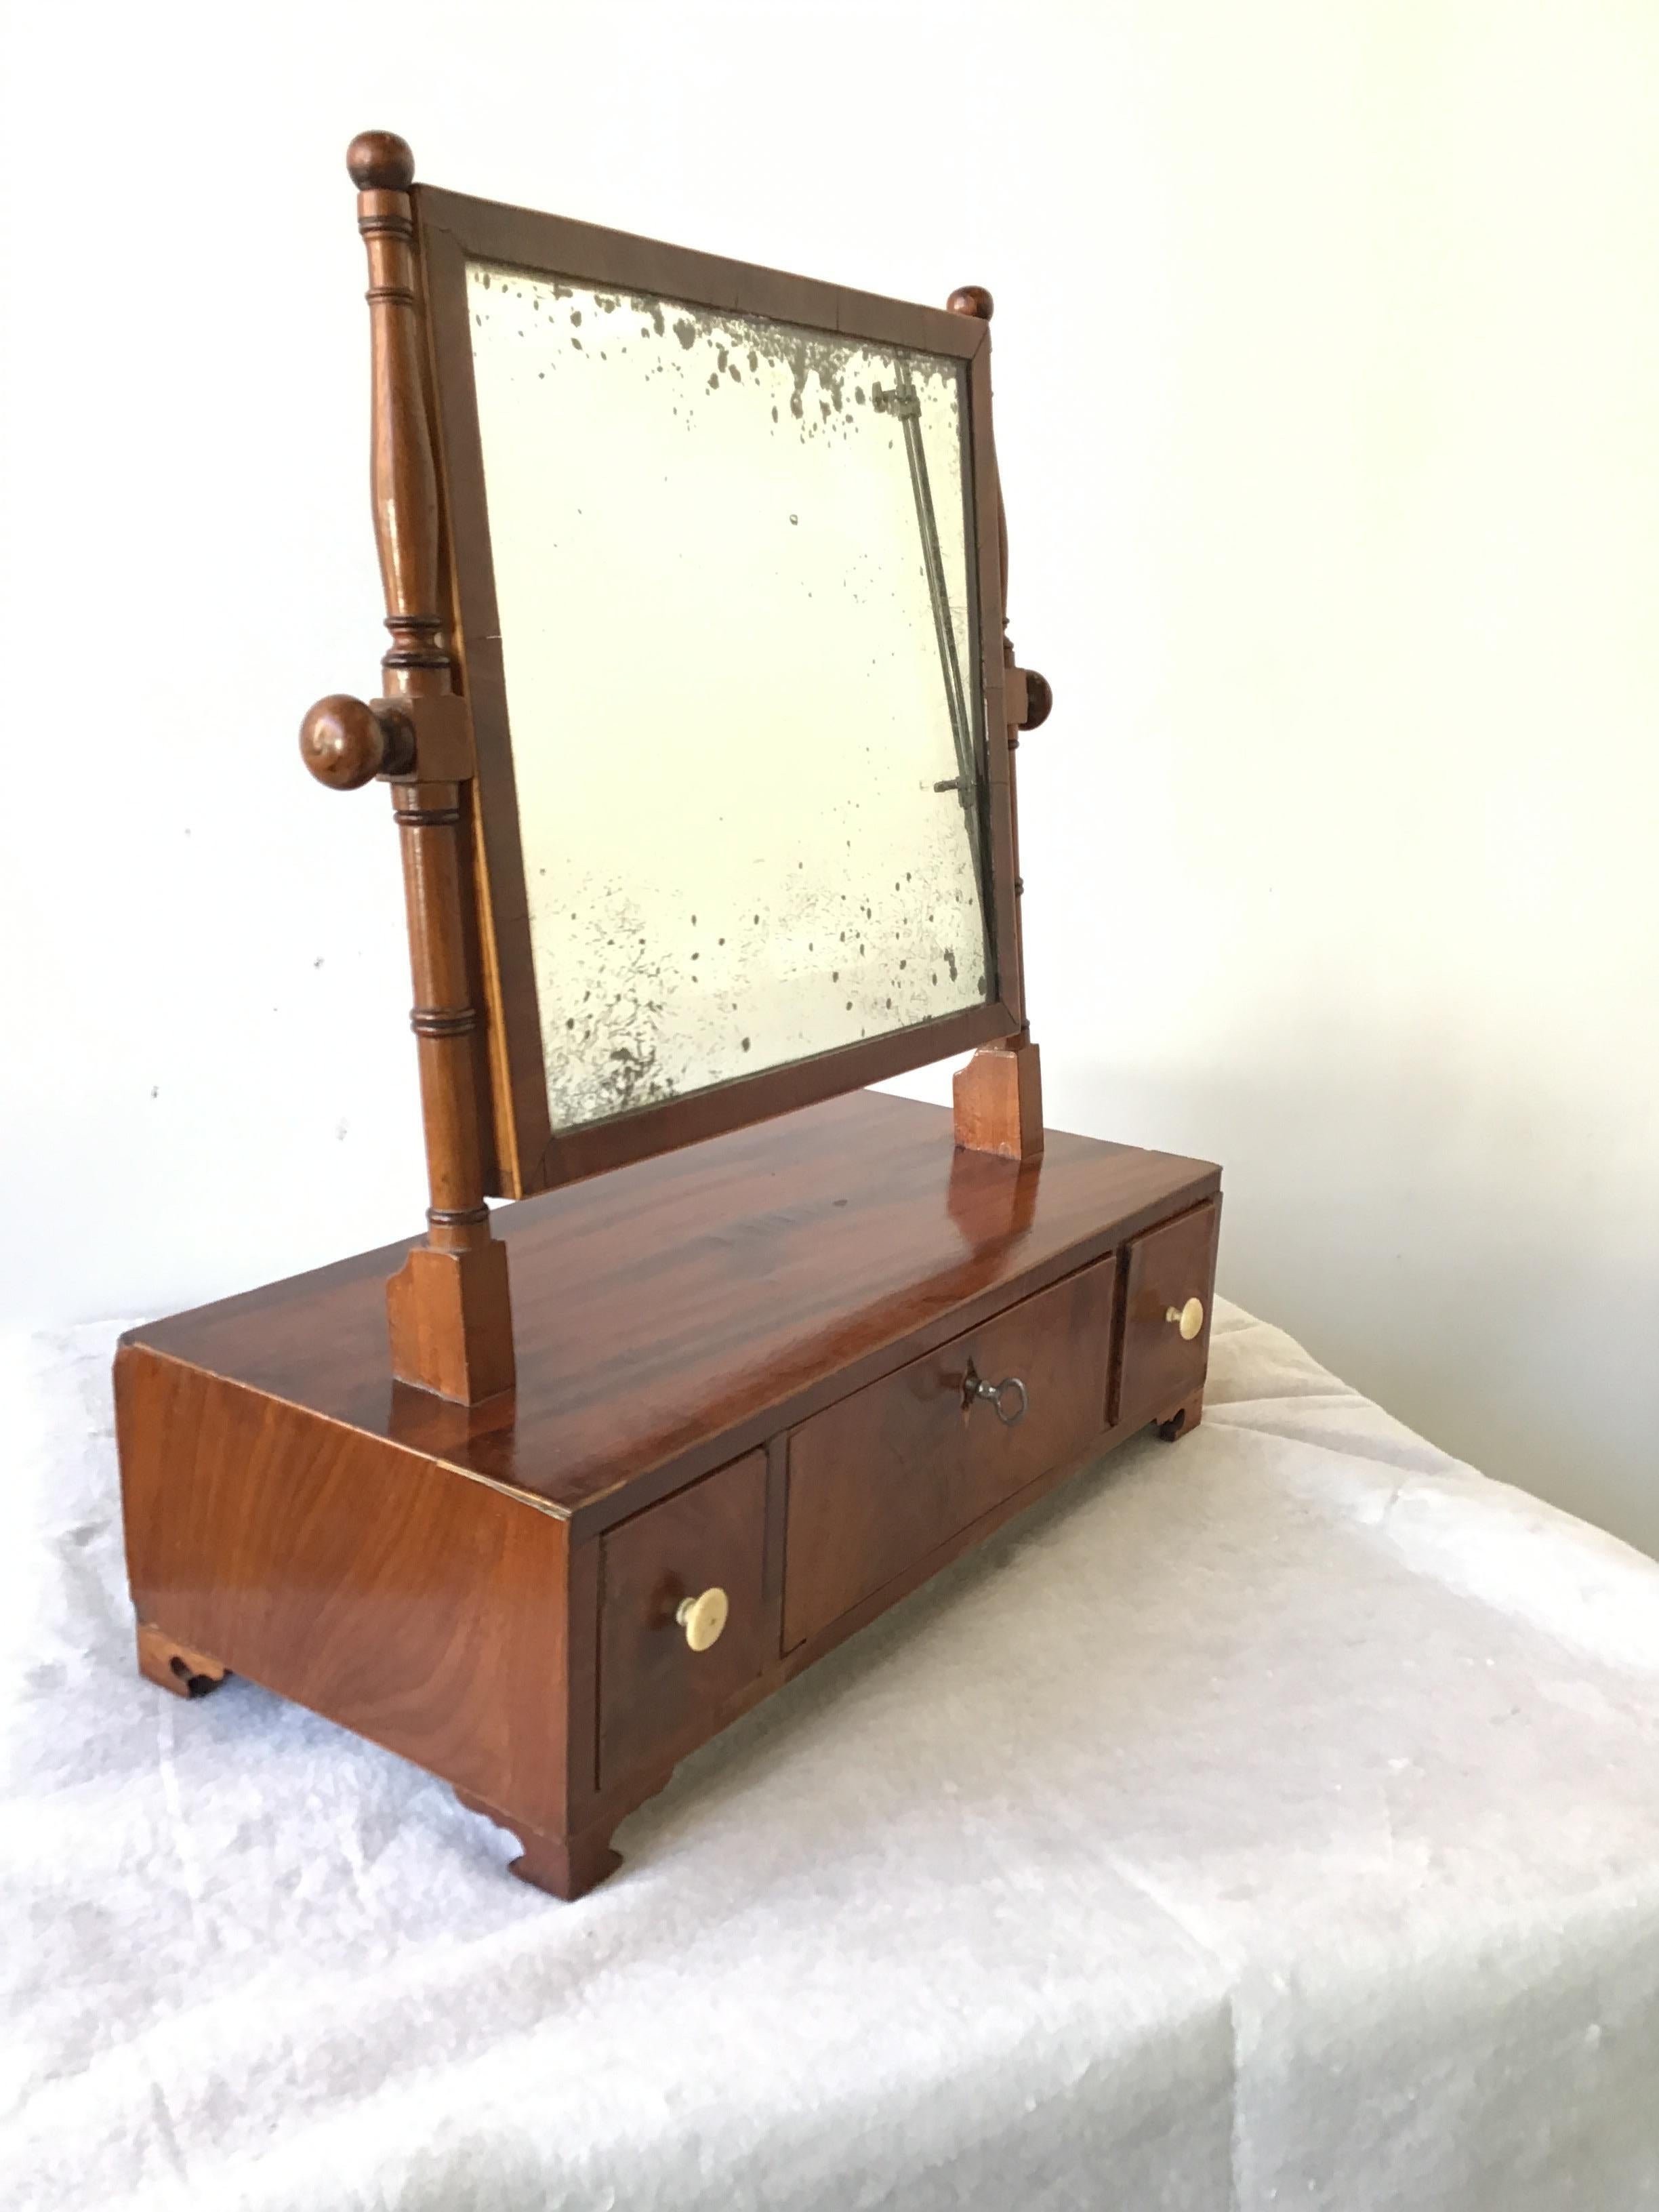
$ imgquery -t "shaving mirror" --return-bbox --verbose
[117,134,1223,1910]
[407,193,1023,1197]
[469,265,994,1137]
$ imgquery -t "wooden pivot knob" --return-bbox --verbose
[1020,670,1053,730]
[947,285,994,321]
[676,1587,729,1653]
[300,694,415,790]
[1166,1297,1205,1342]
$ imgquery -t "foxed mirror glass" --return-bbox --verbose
[419,192,1019,1194]
[469,268,994,1112]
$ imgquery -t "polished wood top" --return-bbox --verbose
[127,1093,1218,1534]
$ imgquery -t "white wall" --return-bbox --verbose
[4,3,1656,1549]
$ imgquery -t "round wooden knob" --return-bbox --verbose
[947,285,994,321]
[1021,670,1053,730]
[1166,1297,1205,1342]
[676,1587,729,1653]
[347,131,415,190]
[299,695,413,790]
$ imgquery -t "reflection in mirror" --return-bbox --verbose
[466,262,994,1134]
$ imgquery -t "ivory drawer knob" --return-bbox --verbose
[675,1586,729,1653]
[1166,1296,1205,1342]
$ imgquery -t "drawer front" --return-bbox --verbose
[598,1448,769,1789]
[1115,1200,1220,1429]
[783,1261,1118,1652]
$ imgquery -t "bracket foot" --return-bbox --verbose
[454,1789,622,1902]
[1156,1390,1205,1443]
[137,1621,228,1700]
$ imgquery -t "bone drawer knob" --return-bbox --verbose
[675,1587,729,1653]
[1166,1297,1205,1342]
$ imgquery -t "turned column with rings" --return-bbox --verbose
[299,130,514,1404]
[943,282,1052,1166]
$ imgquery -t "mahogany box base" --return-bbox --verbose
[117,1093,1221,1900]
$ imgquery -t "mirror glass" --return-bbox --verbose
[466,260,994,1134]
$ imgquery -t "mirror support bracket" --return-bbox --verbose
[295,130,515,1406]
[947,285,1048,1166]
[954,1032,1044,1164]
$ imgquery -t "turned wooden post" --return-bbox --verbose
[298,131,514,1404]
[946,284,1050,1164]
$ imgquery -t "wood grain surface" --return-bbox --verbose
[783,1256,1119,1649]
[1115,1200,1221,1431]
[126,1094,1218,1537]
[598,1449,771,1787]
[117,1351,576,1841]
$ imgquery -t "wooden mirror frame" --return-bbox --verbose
[300,133,1051,1403]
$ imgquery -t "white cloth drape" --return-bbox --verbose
[4,1302,1658,2210]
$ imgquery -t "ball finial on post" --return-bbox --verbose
[947,285,994,321]
[346,131,415,191]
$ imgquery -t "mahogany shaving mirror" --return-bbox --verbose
[117,132,1218,1901]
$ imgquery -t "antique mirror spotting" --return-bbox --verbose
[300,132,1054,1402]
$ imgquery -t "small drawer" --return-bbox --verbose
[1115,1200,1220,1431]
[783,1260,1118,1652]
[597,1448,769,1789]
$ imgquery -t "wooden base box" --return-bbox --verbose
[117,1092,1220,1900]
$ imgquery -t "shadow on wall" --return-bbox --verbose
[1047,1046,1659,1565]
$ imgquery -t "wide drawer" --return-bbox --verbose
[1115,1200,1220,1431]
[597,1448,770,1788]
[783,1260,1118,1651]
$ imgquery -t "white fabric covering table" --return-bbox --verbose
[4,1300,1659,2211]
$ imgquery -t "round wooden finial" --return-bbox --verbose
[947,285,994,321]
[346,131,415,191]
[300,694,413,790]
[1021,670,1053,731]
